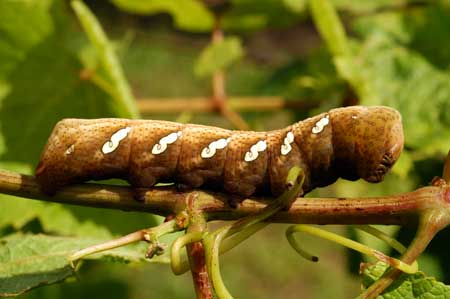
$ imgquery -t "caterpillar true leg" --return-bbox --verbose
[202,166,305,299]
[285,225,418,274]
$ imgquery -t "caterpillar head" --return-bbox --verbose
[332,106,404,183]
[35,118,132,194]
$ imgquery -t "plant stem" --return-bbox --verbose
[171,232,204,275]
[0,169,446,226]
[184,194,214,299]
[211,22,226,109]
[69,219,180,262]
[186,223,213,298]
[210,20,249,131]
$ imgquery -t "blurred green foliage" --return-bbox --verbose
[194,36,243,77]
[1,0,450,298]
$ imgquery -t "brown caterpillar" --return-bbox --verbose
[35,106,403,198]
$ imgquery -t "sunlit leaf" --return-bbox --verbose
[354,33,450,155]
[110,0,214,32]
[282,0,307,13]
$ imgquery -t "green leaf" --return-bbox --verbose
[0,0,56,159]
[308,0,371,105]
[71,0,140,119]
[0,36,114,165]
[391,150,413,180]
[353,4,450,71]
[110,0,214,32]
[353,33,450,155]
[361,262,450,299]
[0,1,117,166]
[283,0,307,13]
[223,0,303,31]
[194,36,244,78]
[0,233,168,297]
[309,0,350,58]
[0,0,53,79]
[331,0,409,15]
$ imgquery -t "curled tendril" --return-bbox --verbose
[286,225,418,274]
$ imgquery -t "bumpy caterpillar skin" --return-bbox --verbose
[35,106,403,198]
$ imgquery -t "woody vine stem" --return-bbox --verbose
[1,162,450,298]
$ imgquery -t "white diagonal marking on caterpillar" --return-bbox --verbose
[281,131,294,155]
[102,127,131,154]
[65,144,75,155]
[201,138,230,159]
[244,140,267,162]
[312,115,330,134]
[152,131,182,155]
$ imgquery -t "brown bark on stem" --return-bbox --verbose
[186,194,214,299]
[0,169,446,227]
[187,241,213,299]
[211,18,226,111]
[210,20,249,131]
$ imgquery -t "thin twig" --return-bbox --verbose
[210,20,249,131]
[220,104,250,131]
[69,219,180,262]
[136,97,319,114]
[211,17,226,110]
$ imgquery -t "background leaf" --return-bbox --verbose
[110,0,214,32]
[0,0,53,79]
[194,36,244,78]
[362,262,450,299]
[0,234,167,297]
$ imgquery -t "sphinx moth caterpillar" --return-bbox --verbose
[35,106,403,197]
